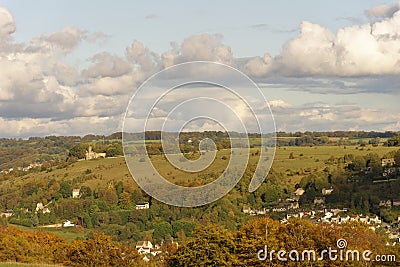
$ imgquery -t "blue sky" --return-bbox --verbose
[0,1,399,137]
[1,1,385,57]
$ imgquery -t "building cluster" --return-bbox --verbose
[242,186,335,215]
[135,240,178,262]
[0,162,43,174]
[85,146,106,160]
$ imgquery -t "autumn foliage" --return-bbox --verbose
[0,226,140,266]
[168,217,400,267]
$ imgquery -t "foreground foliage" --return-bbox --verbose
[168,217,400,267]
[0,226,140,266]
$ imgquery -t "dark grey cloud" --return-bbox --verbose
[365,2,400,18]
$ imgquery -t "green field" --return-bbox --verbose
[2,144,396,192]
[11,224,87,242]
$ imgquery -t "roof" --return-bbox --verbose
[294,188,305,196]
[136,240,152,248]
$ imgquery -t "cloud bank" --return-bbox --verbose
[0,3,399,137]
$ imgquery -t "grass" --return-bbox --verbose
[272,144,396,187]
[1,144,397,193]
[1,156,139,197]
[11,224,87,242]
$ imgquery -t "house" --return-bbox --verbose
[286,213,300,220]
[72,188,80,198]
[340,216,350,223]
[0,210,13,218]
[294,188,305,196]
[322,188,334,196]
[379,200,392,208]
[392,200,400,207]
[359,216,369,224]
[63,220,75,227]
[382,158,395,167]
[369,216,382,225]
[150,249,162,256]
[314,197,325,205]
[242,205,251,214]
[288,202,299,209]
[35,202,51,214]
[85,146,106,160]
[136,241,153,254]
[136,202,150,210]
[255,208,267,215]
[142,255,150,262]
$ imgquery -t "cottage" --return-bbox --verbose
[72,188,80,198]
[288,202,300,209]
[314,197,325,205]
[379,200,392,208]
[286,213,300,220]
[369,216,382,225]
[322,188,334,196]
[381,158,395,167]
[35,202,50,214]
[242,205,251,214]
[136,202,150,210]
[255,208,267,215]
[392,200,400,207]
[0,210,13,218]
[136,241,153,254]
[359,216,369,224]
[150,249,162,256]
[63,220,75,227]
[294,188,305,196]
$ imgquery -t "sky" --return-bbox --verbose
[0,1,399,137]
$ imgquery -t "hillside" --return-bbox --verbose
[0,132,399,266]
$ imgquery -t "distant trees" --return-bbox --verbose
[387,135,400,146]
[395,149,400,166]
[68,143,89,159]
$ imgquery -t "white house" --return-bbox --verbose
[35,202,50,214]
[242,205,251,214]
[314,197,325,205]
[72,188,80,198]
[136,202,150,210]
[150,249,162,256]
[369,216,382,225]
[136,240,153,254]
[381,158,395,167]
[63,220,75,227]
[322,188,334,196]
[0,210,13,218]
[294,188,305,196]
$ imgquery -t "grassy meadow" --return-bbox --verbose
[2,143,396,197]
